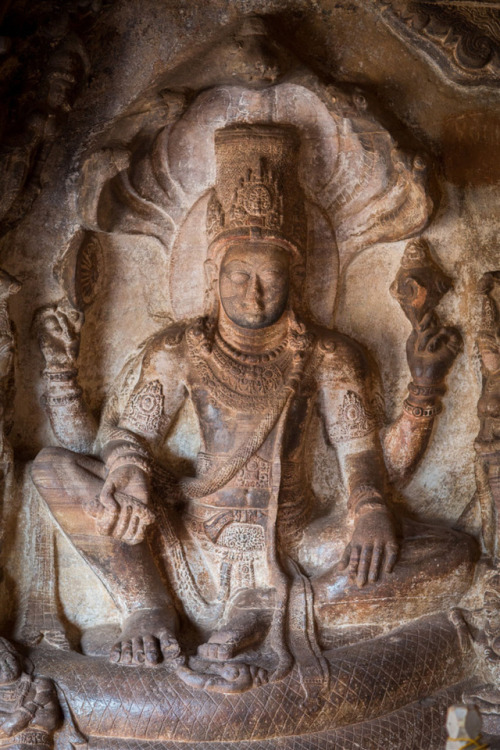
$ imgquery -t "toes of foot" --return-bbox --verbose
[132,636,145,665]
[109,644,121,663]
[142,635,161,665]
[216,643,233,660]
[197,643,209,658]
[207,644,219,659]
[159,631,181,659]
[198,642,217,659]
[256,668,268,686]
[119,640,133,665]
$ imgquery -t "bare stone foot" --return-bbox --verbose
[177,661,268,694]
[198,607,271,661]
[198,629,241,661]
[110,608,181,667]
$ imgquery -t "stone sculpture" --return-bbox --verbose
[0,38,86,236]
[25,108,478,747]
[0,638,60,750]
[0,6,498,749]
[474,271,500,558]
[31,125,476,687]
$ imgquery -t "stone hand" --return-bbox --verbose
[340,507,398,587]
[34,301,83,371]
[95,465,155,545]
[406,311,462,386]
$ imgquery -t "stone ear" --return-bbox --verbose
[204,259,218,289]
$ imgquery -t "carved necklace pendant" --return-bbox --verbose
[187,318,295,410]
[211,331,292,398]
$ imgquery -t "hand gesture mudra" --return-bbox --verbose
[34,300,83,371]
[406,311,463,386]
[86,464,155,546]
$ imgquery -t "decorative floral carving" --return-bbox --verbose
[75,234,103,308]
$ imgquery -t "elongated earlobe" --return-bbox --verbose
[204,259,218,289]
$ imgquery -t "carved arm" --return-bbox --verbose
[381,326,457,487]
[384,239,462,486]
[34,300,97,453]
[331,429,398,587]
[318,339,398,585]
[91,329,188,544]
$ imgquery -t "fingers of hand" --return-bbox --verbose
[96,486,119,536]
[356,544,373,588]
[113,504,133,540]
[339,544,351,571]
[98,486,154,543]
[348,540,398,585]
[417,325,440,351]
[426,328,449,353]
[42,315,63,337]
[369,543,383,584]
[117,500,155,544]
[416,310,436,334]
[383,543,399,574]
[99,483,118,511]
[348,545,361,582]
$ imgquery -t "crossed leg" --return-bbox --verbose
[31,447,180,666]
[198,588,274,661]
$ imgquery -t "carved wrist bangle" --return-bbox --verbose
[44,369,78,381]
[105,441,150,463]
[403,398,442,419]
[106,453,152,477]
[348,484,384,510]
[355,500,389,517]
[43,388,82,405]
[408,382,446,398]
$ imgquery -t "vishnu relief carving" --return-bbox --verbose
[0,8,498,750]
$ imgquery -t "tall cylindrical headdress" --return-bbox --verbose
[207,124,306,258]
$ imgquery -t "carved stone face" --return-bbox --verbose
[46,75,75,112]
[219,243,290,329]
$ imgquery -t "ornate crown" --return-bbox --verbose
[207,124,306,256]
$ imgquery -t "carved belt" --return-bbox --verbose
[186,505,267,543]
[196,451,302,490]
[203,508,266,543]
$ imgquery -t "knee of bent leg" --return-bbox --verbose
[30,446,75,492]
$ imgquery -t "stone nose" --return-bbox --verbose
[245,274,264,306]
